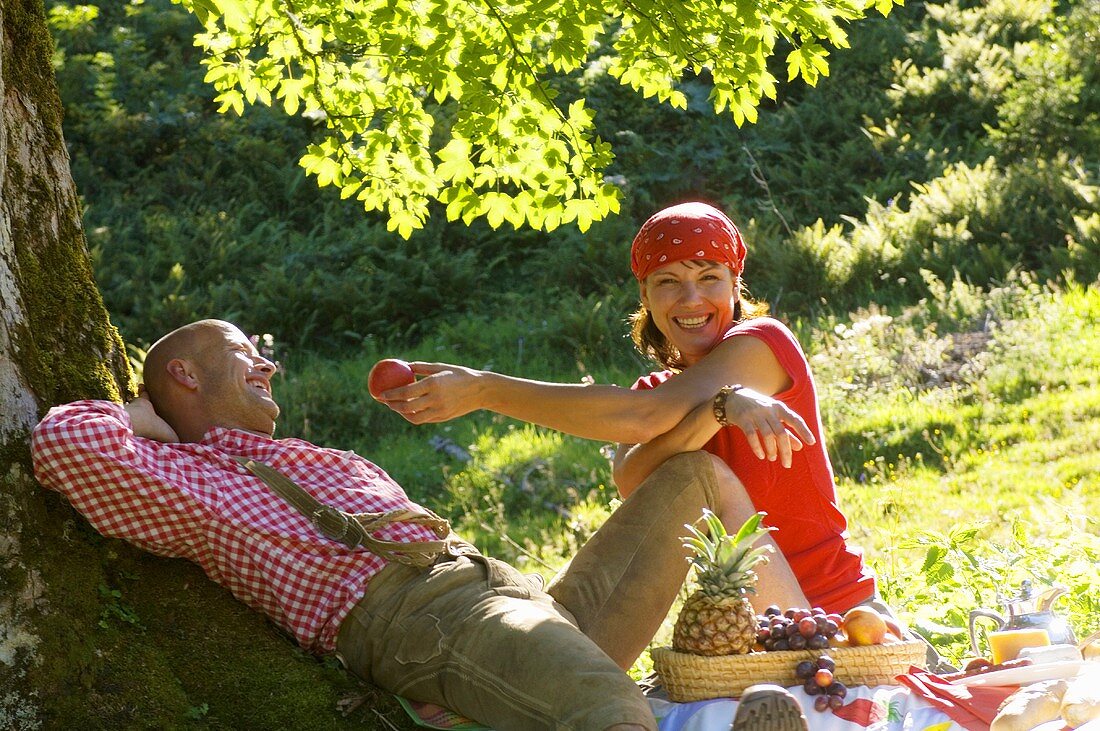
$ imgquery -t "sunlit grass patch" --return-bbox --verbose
[436,424,618,576]
[830,280,1100,662]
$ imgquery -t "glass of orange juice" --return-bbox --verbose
[988,628,1051,664]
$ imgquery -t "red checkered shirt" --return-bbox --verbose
[31,400,443,653]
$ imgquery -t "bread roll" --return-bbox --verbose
[1028,722,1069,731]
[990,679,1069,731]
[1061,669,1100,728]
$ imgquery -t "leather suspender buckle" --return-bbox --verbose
[310,505,352,543]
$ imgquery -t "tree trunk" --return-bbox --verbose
[2,0,131,717]
[0,3,412,728]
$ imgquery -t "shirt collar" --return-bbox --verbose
[199,426,278,451]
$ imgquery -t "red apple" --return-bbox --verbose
[368,359,415,400]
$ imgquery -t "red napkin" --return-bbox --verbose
[896,667,1017,731]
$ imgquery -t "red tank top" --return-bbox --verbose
[632,317,876,613]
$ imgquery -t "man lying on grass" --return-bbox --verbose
[31,318,808,731]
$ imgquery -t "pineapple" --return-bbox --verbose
[672,510,774,656]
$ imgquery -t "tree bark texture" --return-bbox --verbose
[0,2,411,727]
[2,0,134,725]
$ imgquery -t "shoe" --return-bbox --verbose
[635,670,668,700]
[730,684,808,731]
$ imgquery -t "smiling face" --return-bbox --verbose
[640,260,739,367]
[193,323,280,436]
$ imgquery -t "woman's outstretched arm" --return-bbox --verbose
[378,331,811,449]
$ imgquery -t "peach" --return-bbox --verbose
[883,616,906,643]
[842,607,888,646]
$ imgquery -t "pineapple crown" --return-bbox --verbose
[682,510,774,597]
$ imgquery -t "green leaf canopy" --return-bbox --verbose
[175,0,900,236]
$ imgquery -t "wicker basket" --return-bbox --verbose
[651,641,926,702]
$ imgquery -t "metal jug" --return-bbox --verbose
[968,580,1077,657]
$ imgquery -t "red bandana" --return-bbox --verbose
[630,202,746,281]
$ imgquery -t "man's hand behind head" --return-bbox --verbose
[125,392,180,443]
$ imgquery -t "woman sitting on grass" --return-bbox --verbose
[380,201,876,616]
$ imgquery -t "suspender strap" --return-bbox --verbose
[233,457,451,568]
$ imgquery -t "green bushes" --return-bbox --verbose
[51,0,1099,361]
[990,0,1100,161]
[746,157,1100,314]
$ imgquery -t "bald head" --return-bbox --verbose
[141,319,280,442]
[144,320,233,414]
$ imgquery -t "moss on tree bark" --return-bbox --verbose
[0,1,414,727]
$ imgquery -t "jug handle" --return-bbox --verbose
[968,609,1006,658]
[1077,628,1100,652]
[1037,585,1069,613]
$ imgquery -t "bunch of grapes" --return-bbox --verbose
[755,605,842,652]
[796,655,848,712]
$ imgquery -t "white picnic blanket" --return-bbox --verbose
[651,684,965,731]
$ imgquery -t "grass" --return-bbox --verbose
[270,273,1100,673]
[809,275,1100,660]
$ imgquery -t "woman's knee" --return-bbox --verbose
[659,450,714,473]
[655,452,749,515]
[698,452,735,482]
[697,454,758,520]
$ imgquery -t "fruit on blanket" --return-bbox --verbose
[672,511,773,656]
[842,606,889,646]
[964,657,993,673]
[368,359,415,399]
[795,654,848,712]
